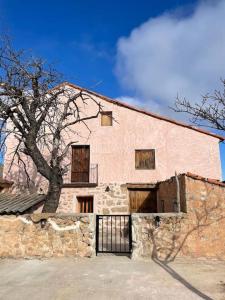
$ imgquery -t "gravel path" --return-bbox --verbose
[0,256,224,300]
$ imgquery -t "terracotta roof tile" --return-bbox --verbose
[185,172,225,187]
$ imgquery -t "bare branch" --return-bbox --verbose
[172,79,225,134]
[0,36,103,212]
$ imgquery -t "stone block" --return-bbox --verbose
[111,206,128,213]
[103,208,110,214]
[106,200,114,206]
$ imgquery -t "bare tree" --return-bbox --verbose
[0,38,102,212]
[173,80,225,134]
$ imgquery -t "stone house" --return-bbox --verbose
[3,82,225,214]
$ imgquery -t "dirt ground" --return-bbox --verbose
[0,256,224,300]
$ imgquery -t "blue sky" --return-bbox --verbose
[0,0,198,95]
[0,0,224,178]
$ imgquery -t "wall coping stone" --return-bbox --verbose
[0,213,185,219]
[25,213,95,217]
[26,213,95,223]
[132,212,185,218]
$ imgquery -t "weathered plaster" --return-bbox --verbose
[3,85,222,192]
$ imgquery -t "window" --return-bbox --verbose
[101,111,112,126]
[135,149,155,170]
[77,196,93,213]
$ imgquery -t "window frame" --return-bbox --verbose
[77,196,94,213]
[101,111,113,126]
[135,149,156,170]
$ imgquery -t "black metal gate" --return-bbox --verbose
[96,215,132,254]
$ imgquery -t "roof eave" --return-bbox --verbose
[54,82,225,141]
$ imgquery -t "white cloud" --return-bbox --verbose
[116,96,145,109]
[116,0,225,119]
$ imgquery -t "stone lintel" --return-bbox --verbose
[126,183,157,189]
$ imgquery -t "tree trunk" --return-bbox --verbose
[42,174,63,213]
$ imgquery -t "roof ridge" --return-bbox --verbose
[54,81,225,141]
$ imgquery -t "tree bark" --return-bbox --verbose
[42,173,63,213]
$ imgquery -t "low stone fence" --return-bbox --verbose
[0,205,225,260]
[0,214,95,258]
[132,211,225,261]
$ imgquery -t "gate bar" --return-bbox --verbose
[96,215,132,254]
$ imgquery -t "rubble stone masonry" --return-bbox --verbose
[0,175,224,260]
[0,214,95,258]
[58,183,129,214]
[132,175,225,260]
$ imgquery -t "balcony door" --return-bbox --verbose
[71,145,90,182]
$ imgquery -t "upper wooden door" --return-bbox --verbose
[129,189,157,213]
[71,145,90,182]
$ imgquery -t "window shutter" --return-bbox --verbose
[135,149,155,170]
[101,111,112,126]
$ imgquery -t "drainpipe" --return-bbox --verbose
[175,171,181,213]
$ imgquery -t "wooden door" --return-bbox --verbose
[129,189,157,213]
[71,146,90,182]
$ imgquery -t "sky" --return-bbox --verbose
[0,0,224,178]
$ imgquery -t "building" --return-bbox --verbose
[3,82,224,214]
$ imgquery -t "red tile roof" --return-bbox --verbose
[54,82,225,141]
[185,172,225,187]
[159,172,225,187]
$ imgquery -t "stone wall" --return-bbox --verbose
[0,175,224,260]
[132,213,185,260]
[132,212,225,260]
[58,183,128,214]
[0,214,95,258]
[132,175,225,260]
[157,175,186,213]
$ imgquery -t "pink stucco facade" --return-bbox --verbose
[61,86,222,184]
[3,84,223,213]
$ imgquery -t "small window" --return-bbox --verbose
[77,196,93,213]
[101,111,112,126]
[135,149,155,170]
